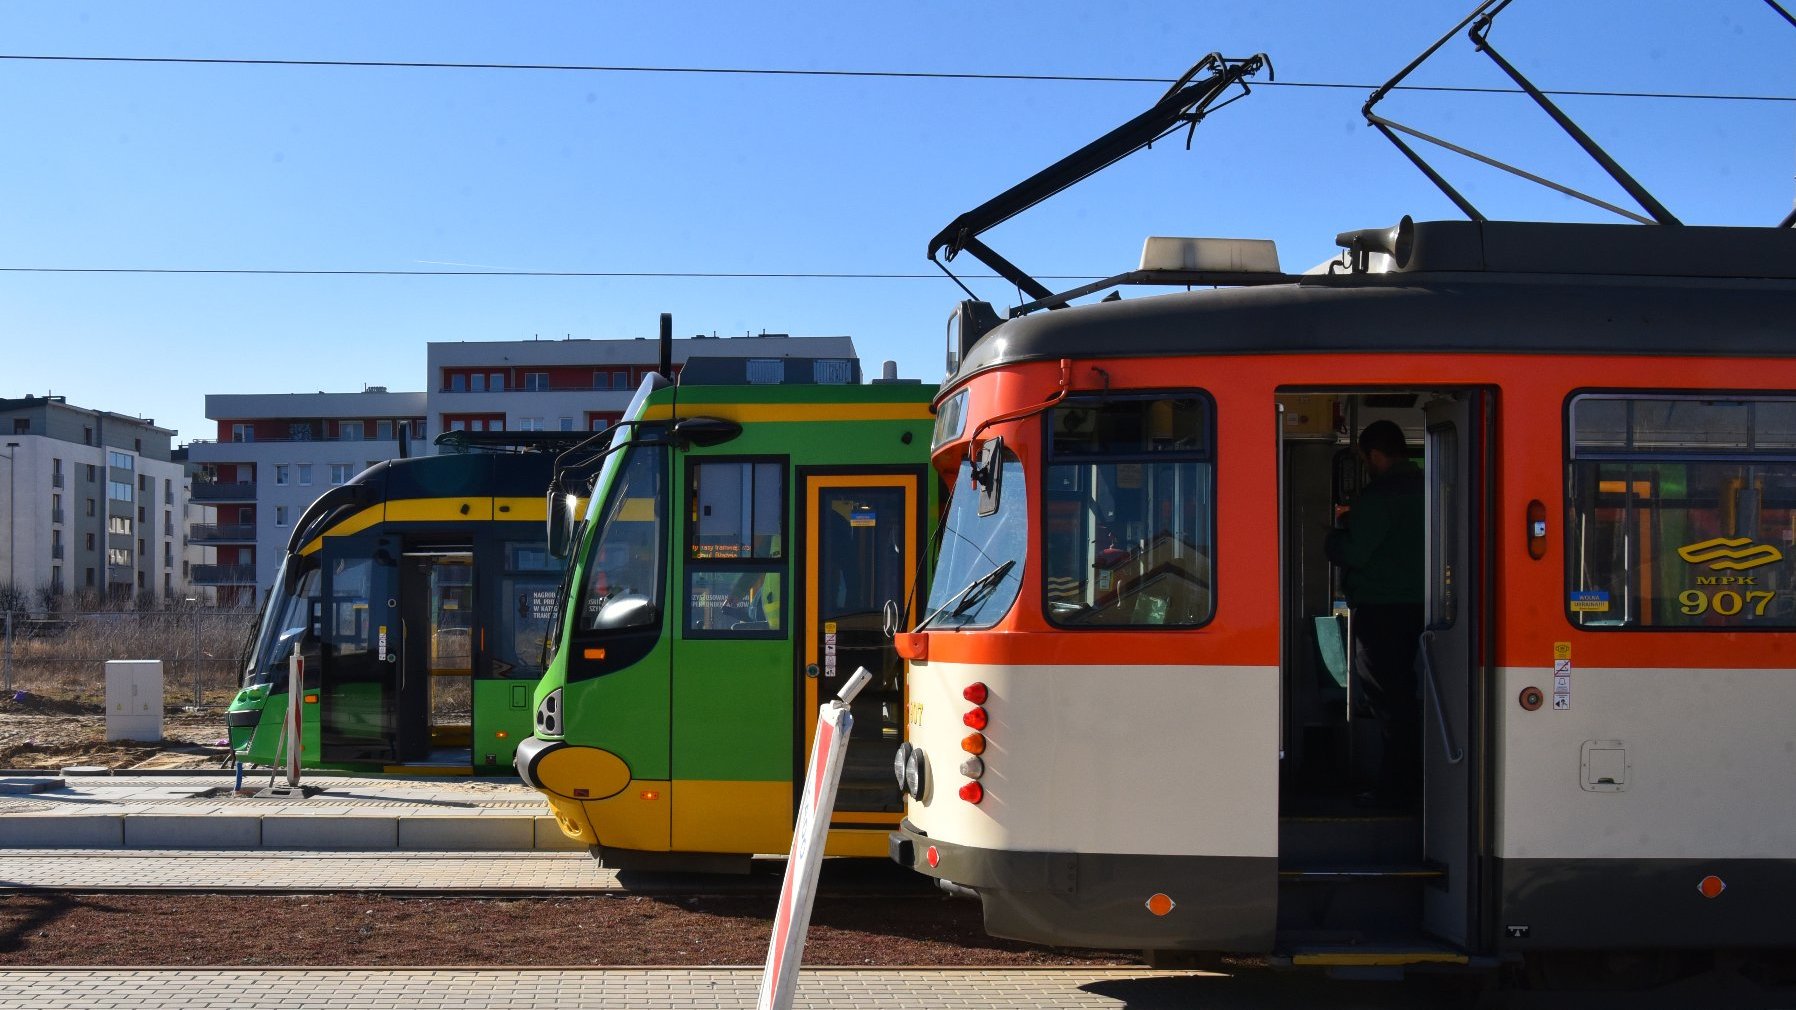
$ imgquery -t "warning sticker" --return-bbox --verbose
[1553,642,1572,661]
[1553,659,1571,675]
[1552,695,1571,710]
[1569,590,1611,613]
[1555,676,1571,693]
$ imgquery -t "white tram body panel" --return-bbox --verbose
[1494,664,1796,861]
[906,660,1278,858]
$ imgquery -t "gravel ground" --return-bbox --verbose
[0,695,231,771]
[0,892,1131,967]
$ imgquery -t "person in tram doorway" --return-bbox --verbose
[1326,419,1426,809]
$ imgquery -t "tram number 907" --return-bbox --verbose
[1678,588,1774,617]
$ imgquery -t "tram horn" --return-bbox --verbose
[1335,215,1415,272]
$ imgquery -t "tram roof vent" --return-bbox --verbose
[1140,237,1281,275]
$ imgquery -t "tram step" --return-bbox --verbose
[1270,938,1474,978]
[1275,866,1434,934]
[1277,812,1420,865]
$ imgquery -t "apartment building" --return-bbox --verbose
[184,388,428,606]
[0,394,191,608]
[425,332,859,435]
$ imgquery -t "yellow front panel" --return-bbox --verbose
[387,497,494,522]
[581,779,671,851]
[672,780,791,854]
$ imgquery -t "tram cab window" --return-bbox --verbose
[920,451,1026,630]
[686,460,785,637]
[1044,395,1215,628]
[581,444,666,629]
[1568,395,1796,628]
[247,562,320,685]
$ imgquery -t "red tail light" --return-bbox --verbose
[962,682,988,704]
[962,706,988,730]
[958,781,984,804]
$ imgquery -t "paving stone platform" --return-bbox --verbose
[0,770,579,852]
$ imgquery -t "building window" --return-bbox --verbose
[275,465,289,485]
[340,420,364,441]
[591,371,606,390]
[109,451,135,470]
[612,370,630,390]
[11,418,26,434]
[109,516,132,535]
[139,474,148,491]
[471,373,487,392]
[86,568,95,587]
[329,464,352,485]
[376,420,393,440]
[83,426,93,445]
[108,480,134,502]
[560,417,574,432]
[517,417,545,431]
[86,533,96,550]
[449,373,467,392]
[524,372,549,392]
[108,548,132,567]
[297,464,313,486]
[275,506,289,526]
[164,511,173,536]
[448,419,466,432]
[52,458,61,477]
[52,566,62,591]
[86,498,97,517]
[231,423,253,443]
[134,438,142,452]
[289,423,314,442]
[489,372,506,391]
[138,505,146,522]
[86,464,96,482]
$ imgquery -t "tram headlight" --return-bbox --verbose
[535,687,563,737]
[904,745,928,800]
[893,741,913,792]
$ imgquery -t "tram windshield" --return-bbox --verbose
[581,441,667,628]
[921,453,1026,630]
[245,557,320,685]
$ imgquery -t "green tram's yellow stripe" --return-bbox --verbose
[640,402,930,423]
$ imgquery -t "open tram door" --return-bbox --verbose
[798,469,924,851]
[1275,387,1490,963]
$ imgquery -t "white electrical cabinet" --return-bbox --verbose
[104,660,164,743]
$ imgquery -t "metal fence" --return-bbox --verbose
[1,609,256,708]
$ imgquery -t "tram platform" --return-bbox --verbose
[0,768,578,854]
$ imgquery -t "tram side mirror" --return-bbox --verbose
[547,483,580,559]
[973,436,1004,517]
[671,416,743,448]
[592,593,658,631]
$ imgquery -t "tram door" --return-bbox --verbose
[800,472,921,826]
[1419,392,1486,947]
[398,548,474,764]
[316,538,402,764]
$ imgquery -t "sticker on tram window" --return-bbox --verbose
[1568,590,1611,613]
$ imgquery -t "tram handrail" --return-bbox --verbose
[1417,629,1465,766]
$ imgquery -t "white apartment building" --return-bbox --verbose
[0,394,191,608]
[183,388,428,606]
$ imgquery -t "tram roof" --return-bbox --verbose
[954,220,1796,381]
[285,450,559,556]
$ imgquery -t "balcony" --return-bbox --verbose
[191,481,257,502]
[51,508,64,524]
[51,473,64,488]
[190,564,257,585]
[189,522,258,544]
[51,544,64,560]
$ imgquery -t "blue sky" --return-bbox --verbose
[1,1,1790,444]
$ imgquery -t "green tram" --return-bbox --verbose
[228,436,590,775]
[515,375,937,870]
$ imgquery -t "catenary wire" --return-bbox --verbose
[0,267,1105,279]
[0,53,1790,103]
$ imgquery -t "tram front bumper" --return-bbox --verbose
[889,819,1276,952]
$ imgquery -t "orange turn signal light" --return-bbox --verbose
[960,733,986,755]
[583,647,607,660]
[302,694,319,704]
[640,790,661,801]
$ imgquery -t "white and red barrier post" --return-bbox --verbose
[274,652,303,788]
[756,665,871,1010]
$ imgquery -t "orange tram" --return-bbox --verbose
[890,217,1796,977]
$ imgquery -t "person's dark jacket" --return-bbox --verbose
[1326,461,1424,606]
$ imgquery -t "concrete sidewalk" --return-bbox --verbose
[0,770,579,852]
[0,849,618,891]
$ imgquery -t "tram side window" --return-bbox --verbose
[582,445,666,629]
[686,459,785,637]
[498,540,563,679]
[1568,395,1796,629]
[1044,395,1215,628]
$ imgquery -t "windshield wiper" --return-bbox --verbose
[921,559,1017,628]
